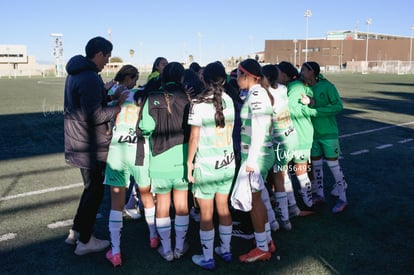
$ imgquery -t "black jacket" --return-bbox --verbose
[64,55,120,169]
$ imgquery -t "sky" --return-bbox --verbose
[2,0,413,66]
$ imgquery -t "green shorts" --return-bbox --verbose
[311,139,341,159]
[192,167,234,200]
[292,148,311,164]
[104,142,150,188]
[151,178,189,194]
[105,164,150,188]
[241,146,275,181]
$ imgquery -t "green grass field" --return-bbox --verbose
[0,73,413,274]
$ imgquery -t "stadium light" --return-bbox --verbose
[293,39,298,66]
[365,18,372,69]
[50,33,64,77]
[304,9,312,62]
[410,25,414,69]
[107,28,112,42]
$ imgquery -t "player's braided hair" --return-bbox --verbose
[194,61,227,128]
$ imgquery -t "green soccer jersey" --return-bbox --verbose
[287,79,314,150]
[105,89,150,187]
[309,74,344,140]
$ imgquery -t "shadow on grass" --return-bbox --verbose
[0,112,63,161]
[1,77,414,273]
[342,92,414,117]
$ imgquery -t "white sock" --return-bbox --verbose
[297,173,313,207]
[200,229,214,261]
[265,222,272,243]
[156,217,171,253]
[218,224,232,253]
[327,160,347,202]
[284,171,297,206]
[254,232,269,252]
[174,215,189,250]
[312,159,324,197]
[108,210,123,254]
[275,192,289,221]
[144,207,157,238]
[261,188,278,230]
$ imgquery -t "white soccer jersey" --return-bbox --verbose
[239,84,273,169]
[188,93,235,179]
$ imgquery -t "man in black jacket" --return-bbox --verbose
[64,36,127,256]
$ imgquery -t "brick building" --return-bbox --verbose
[264,30,414,73]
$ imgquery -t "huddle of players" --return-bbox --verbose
[104,58,348,269]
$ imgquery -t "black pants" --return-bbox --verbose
[72,161,106,243]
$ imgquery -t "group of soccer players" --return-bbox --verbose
[101,57,349,269]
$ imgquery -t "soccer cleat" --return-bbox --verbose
[252,240,275,253]
[214,246,232,262]
[174,241,190,259]
[332,199,347,213]
[150,236,160,249]
[106,249,122,267]
[192,254,215,270]
[312,194,326,205]
[65,229,79,245]
[157,246,174,262]
[239,247,271,263]
[288,204,301,218]
[278,219,292,231]
[190,207,200,222]
[123,207,142,220]
[74,236,110,256]
[268,240,276,253]
[270,219,280,232]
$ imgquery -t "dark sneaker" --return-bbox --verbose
[332,199,347,213]
[214,246,232,262]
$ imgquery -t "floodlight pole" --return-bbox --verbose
[6,46,10,78]
[304,9,312,62]
[365,18,372,69]
[293,39,298,66]
[50,33,64,77]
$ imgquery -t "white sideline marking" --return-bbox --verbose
[0,233,17,242]
[339,122,414,138]
[0,183,83,201]
[350,149,369,155]
[48,214,102,230]
[399,138,413,143]
[376,144,393,149]
[47,219,73,229]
